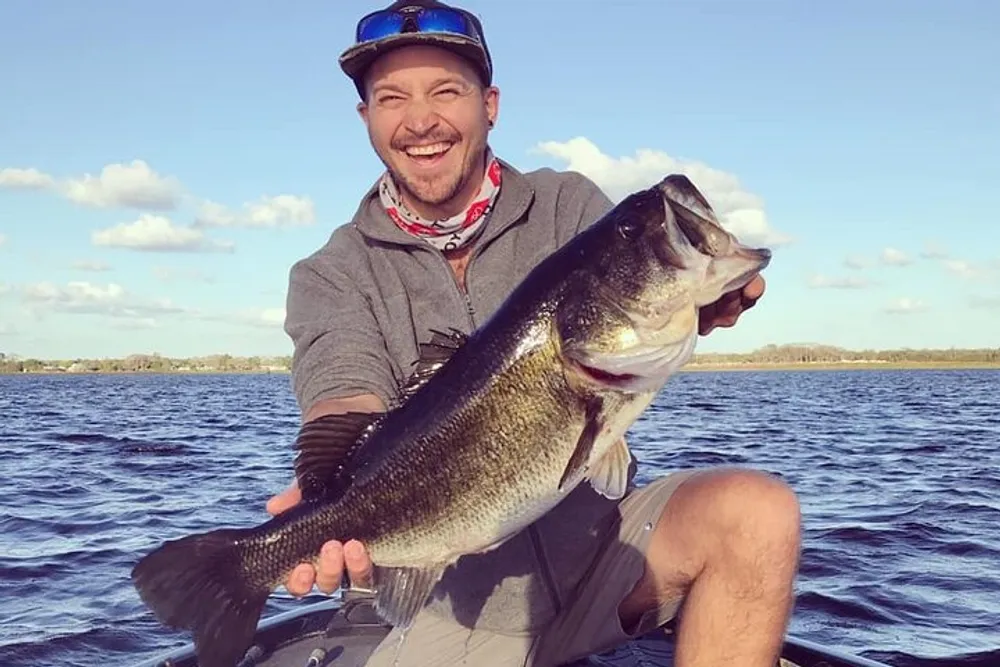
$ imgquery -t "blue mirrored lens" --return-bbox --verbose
[356,8,478,44]
[416,8,475,38]
[357,12,405,42]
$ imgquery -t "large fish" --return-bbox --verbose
[130,174,772,667]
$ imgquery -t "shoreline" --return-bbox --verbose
[681,360,1000,372]
[3,361,998,376]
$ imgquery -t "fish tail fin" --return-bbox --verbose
[131,527,271,667]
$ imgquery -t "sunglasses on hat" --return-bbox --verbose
[355,4,484,45]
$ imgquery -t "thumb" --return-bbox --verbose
[266,479,301,516]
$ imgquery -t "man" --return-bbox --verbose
[269,1,801,665]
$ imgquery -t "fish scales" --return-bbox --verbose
[252,321,604,574]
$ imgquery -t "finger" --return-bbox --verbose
[315,541,346,594]
[699,291,739,335]
[741,274,766,307]
[344,540,374,590]
[713,313,741,330]
[285,563,315,597]
[718,293,745,321]
[698,298,721,335]
[266,480,301,516]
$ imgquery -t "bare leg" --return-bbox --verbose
[619,468,802,667]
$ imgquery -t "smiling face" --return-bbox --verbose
[358,45,499,220]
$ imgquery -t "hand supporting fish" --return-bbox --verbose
[267,481,375,593]
[699,273,766,335]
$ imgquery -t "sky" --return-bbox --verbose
[1,0,998,360]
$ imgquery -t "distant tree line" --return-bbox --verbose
[690,344,1000,365]
[0,352,293,374]
[1,344,998,375]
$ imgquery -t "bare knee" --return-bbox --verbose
[620,469,801,627]
[685,469,802,587]
[710,469,799,542]
[652,469,801,586]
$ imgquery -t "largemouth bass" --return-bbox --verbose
[131,174,772,667]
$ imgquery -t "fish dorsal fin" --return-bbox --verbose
[370,564,447,630]
[396,328,468,405]
[293,411,384,503]
[586,436,633,500]
[293,329,468,504]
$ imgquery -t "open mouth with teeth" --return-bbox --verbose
[403,141,454,166]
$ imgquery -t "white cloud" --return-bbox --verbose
[940,259,998,283]
[0,167,55,190]
[72,260,111,272]
[3,162,318,236]
[944,260,981,280]
[111,317,160,330]
[151,266,215,284]
[92,214,235,253]
[884,297,927,314]
[842,255,871,270]
[920,242,949,260]
[61,160,183,210]
[12,280,284,333]
[970,295,1000,310]
[197,307,286,329]
[0,233,6,248]
[20,281,186,319]
[0,283,10,295]
[533,137,790,248]
[880,247,912,266]
[2,161,182,210]
[807,274,872,290]
[195,195,316,229]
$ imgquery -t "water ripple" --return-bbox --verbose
[1,369,998,667]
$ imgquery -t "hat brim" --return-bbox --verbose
[339,31,490,89]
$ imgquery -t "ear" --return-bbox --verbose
[357,101,370,128]
[484,85,500,128]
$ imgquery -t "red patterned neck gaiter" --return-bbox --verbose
[379,153,502,252]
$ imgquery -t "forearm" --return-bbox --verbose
[302,393,386,425]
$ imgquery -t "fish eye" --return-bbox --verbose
[617,218,642,240]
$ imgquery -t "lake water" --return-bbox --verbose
[1,369,997,667]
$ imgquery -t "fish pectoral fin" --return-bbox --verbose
[372,564,448,630]
[293,411,384,503]
[558,395,604,492]
[586,436,633,500]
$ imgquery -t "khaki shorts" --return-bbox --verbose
[365,471,697,667]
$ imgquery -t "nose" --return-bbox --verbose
[402,97,440,136]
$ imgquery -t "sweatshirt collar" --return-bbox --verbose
[351,157,535,250]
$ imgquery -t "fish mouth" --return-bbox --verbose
[565,333,698,393]
[651,175,773,304]
[570,357,642,389]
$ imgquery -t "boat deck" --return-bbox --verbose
[135,593,889,667]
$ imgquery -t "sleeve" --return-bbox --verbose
[283,254,399,414]
[556,171,615,244]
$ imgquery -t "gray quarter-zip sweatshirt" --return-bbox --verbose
[283,159,636,633]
